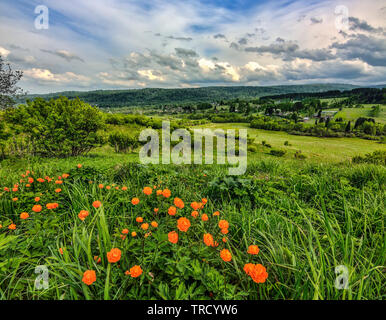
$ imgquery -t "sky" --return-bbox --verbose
[0,0,385,93]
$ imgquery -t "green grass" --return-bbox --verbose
[333,105,386,124]
[195,123,385,163]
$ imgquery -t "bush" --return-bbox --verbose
[294,150,307,159]
[269,149,286,157]
[108,131,139,153]
[352,150,386,165]
[247,145,258,153]
[5,97,105,157]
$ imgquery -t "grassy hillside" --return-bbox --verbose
[334,105,386,124]
[20,84,357,108]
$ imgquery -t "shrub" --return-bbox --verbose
[108,131,139,153]
[294,150,307,159]
[5,97,105,157]
[269,149,286,157]
[247,145,258,153]
[352,150,386,165]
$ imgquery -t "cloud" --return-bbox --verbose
[213,33,227,39]
[24,68,89,83]
[349,17,384,33]
[166,36,193,41]
[331,33,386,67]
[175,48,198,58]
[0,46,10,58]
[310,17,323,24]
[40,49,85,63]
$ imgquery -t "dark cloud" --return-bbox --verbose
[167,35,193,41]
[175,48,198,58]
[213,33,226,39]
[245,38,299,55]
[40,49,84,62]
[238,38,248,45]
[331,33,386,66]
[348,17,384,33]
[310,17,323,24]
[230,42,240,50]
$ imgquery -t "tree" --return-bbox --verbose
[5,97,105,157]
[345,121,351,133]
[0,55,23,109]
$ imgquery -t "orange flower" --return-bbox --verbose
[20,212,29,220]
[55,188,62,193]
[107,248,121,263]
[28,177,34,184]
[243,263,255,275]
[59,248,64,255]
[174,197,184,209]
[120,235,126,240]
[201,214,208,221]
[141,223,149,230]
[98,184,104,189]
[32,204,42,213]
[222,237,228,243]
[82,270,96,285]
[122,186,128,191]
[154,208,159,213]
[246,264,268,284]
[218,220,229,229]
[12,197,18,202]
[78,210,89,221]
[34,197,40,202]
[156,190,163,196]
[131,231,137,237]
[92,201,101,208]
[177,217,191,232]
[220,249,232,262]
[55,180,63,185]
[162,189,171,198]
[247,245,260,255]
[213,211,220,216]
[106,186,111,190]
[168,231,178,244]
[94,256,101,263]
[77,164,82,169]
[136,216,143,223]
[8,223,16,230]
[128,265,143,278]
[151,221,158,228]
[143,187,153,195]
[0,224,2,228]
[220,228,229,235]
[168,206,177,216]
[131,197,140,205]
[191,210,199,218]
[190,201,200,210]
[201,198,208,204]
[122,228,129,234]
[203,233,214,247]
[62,173,69,179]
[125,270,130,276]
[46,203,59,210]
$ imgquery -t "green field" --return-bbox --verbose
[333,105,386,124]
[196,123,385,163]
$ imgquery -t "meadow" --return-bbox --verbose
[0,132,385,300]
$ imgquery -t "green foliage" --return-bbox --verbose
[4,97,105,157]
[108,131,139,153]
[352,150,386,165]
[269,149,286,157]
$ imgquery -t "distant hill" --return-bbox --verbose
[19,84,359,108]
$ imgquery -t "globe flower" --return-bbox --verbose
[82,270,96,285]
[136,217,143,223]
[168,231,178,244]
[128,265,143,278]
[247,245,260,255]
[190,202,200,210]
[174,197,184,209]
[8,223,16,230]
[203,233,214,247]
[131,197,140,205]
[201,214,209,221]
[177,217,191,232]
[107,248,121,263]
[191,210,199,218]
[168,206,177,216]
[32,205,42,213]
[220,249,232,262]
[122,229,129,234]
[162,189,171,198]
[141,223,149,230]
[78,210,89,221]
[143,187,152,195]
[151,221,158,228]
[92,201,101,208]
[218,220,229,229]
[20,212,29,220]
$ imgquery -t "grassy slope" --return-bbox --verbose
[333,105,386,124]
[195,123,386,163]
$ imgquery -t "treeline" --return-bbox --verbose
[261,88,386,105]
[19,84,357,108]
